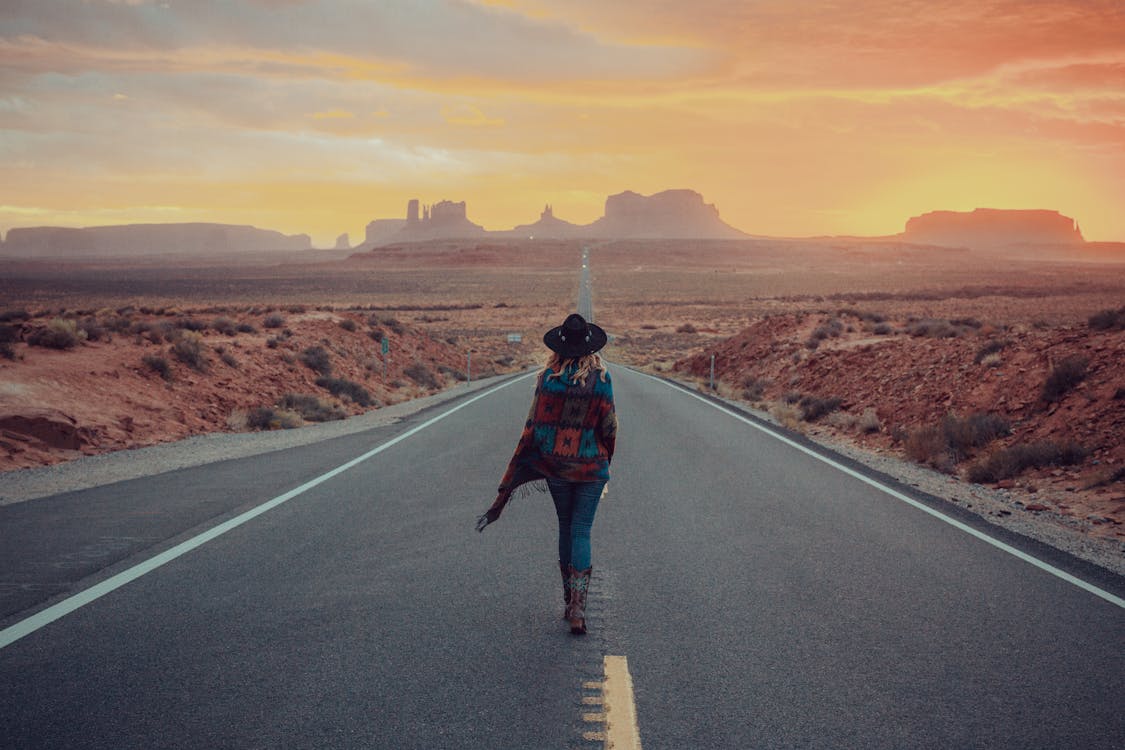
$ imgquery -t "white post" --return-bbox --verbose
[467,351,472,385]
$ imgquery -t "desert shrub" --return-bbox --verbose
[904,412,1010,470]
[906,318,961,339]
[1041,356,1088,403]
[130,320,170,344]
[950,317,982,329]
[339,318,358,332]
[742,376,766,401]
[1115,387,1125,400]
[841,308,886,324]
[770,402,801,430]
[974,339,1009,364]
[0,342,15,360]
[285,304,307,314]
[27,318,85,350]
[246,406,302,430]
[77,317,108,342]
[641,324,658,330]
[142,354,173,381]
[438,364,467,381]
[219,350,239,368]
[967,441,1088,484]
[176,317,207,332]
[237,322,257,334]
[315,377,374,406]
[266,337,281,349]
[0,324,21,343]
[278,393,346,422]
[904,425,952,471]
[872,323,892,335]
[857,408,882,434]
[404,362,440,389]
[300,346,333,376]
[1088,306,1125,331]
[102,315,133,333]
[263,313,285,329]
[810,318,843,342]
[676,323,697,334]
[368,328,386,343]
[0,310,30,323]
[382,317,405,335]
[942,412,1010,460]
[979,353,1002,367]
[212,317,238,336]
[170,331,209,372]
[799,395,842,422]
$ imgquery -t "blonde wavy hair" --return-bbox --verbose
[542,351,608,387]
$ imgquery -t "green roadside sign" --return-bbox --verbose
[381,336,389,355]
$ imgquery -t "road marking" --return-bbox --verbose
[603,655,643,750]
[0,372,537,651]
[641,371,1125,610]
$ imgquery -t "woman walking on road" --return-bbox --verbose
[476,313,618,635]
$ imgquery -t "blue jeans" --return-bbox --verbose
[547,478,605,571]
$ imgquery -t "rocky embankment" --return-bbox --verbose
[0,305,530,471]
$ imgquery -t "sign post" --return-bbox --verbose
[381,336,389,379]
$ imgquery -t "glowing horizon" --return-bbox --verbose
[2,1,1123,246]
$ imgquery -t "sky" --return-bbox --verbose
[2,0,1124,246]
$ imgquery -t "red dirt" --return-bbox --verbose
[0,308,532,471]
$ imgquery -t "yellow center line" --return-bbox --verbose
[603,655,643,750]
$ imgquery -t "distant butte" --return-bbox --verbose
[362,189,747,247]
[902,208,1085,248]
[0,223,311,259]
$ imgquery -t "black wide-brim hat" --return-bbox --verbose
[543,313,607,358]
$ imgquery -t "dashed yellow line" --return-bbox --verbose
[582,655,643,749]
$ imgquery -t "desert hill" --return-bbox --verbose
[902,208,1084,248]
[1,223,311,259]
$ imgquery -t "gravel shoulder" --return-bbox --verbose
[0,371,523,507]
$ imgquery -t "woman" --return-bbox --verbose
[476,313,618,635]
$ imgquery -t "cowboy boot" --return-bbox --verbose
[566,565,592,635]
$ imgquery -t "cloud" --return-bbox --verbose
[1,1,711,87]
[441,103,503,127]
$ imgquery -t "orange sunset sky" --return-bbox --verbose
[2,0,1124,247]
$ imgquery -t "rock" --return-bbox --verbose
[1,223,312,258]
[587,189,747,239]
[902,208,1084,248]
[0,408,93,450]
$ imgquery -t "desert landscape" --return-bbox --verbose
[2,229,1123,560]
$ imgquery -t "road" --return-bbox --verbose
[1,362,1122,749]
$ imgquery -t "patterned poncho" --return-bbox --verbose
[477,364,617,530]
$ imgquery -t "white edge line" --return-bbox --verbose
[639,371,1125,610]
[0,372,537,651]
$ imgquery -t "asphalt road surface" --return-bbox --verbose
[1,367,1123,749]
